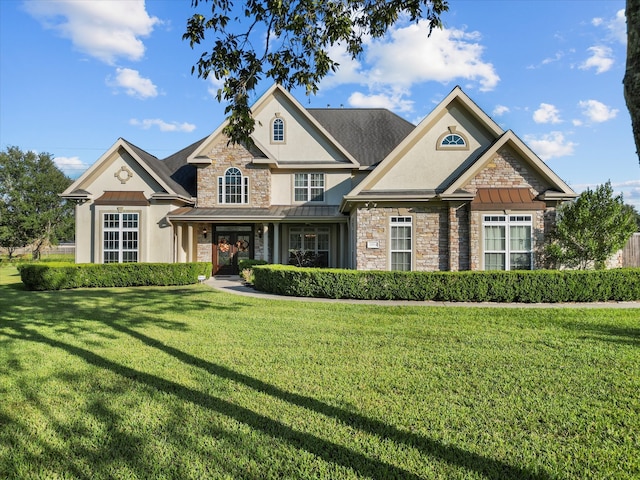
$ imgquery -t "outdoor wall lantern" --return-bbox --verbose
[257,224,263,239]
[202,226,208,239]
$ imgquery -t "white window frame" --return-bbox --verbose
[390,216,412,271]
[294,173,325,202]
[482,214,533,270]
[218,167,249,204]
[272,117,285,143]
[103,212,139,263]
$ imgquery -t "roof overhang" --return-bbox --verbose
[470,188,545,211]
[167,205,348,223]
[94,191,149,206]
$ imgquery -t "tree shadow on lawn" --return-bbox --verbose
[0,280,552,479]
[559,319,640,347]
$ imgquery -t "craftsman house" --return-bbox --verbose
[62,84,576,274]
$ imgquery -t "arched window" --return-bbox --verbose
[437,127,469,150]
[441,133,466,146]
[272,117,285,143]
[218,167,249,204]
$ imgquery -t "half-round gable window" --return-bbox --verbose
[272,117,285,143]
[436,127,469,150]
[441,133,466,146]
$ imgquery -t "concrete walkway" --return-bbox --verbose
[205,276,640,308]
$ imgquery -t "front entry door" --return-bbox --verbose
[213,229,252,275]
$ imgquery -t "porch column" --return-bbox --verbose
[263,224,269,262]
[187,223,194,262]
[339,222,346,268]
[273,222,280,264]
[176,223,184,263]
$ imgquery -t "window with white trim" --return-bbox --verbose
[288,227,330,267]
[483,215,533,270]
[294,173,325,202]
[272,117,285,142]
[390,216,412,271]
[218,167,249,204]
[103,213,139,263]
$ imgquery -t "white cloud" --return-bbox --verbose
[593,9,626,45]
[578,99,618,123]
[524,132,576,160]
[365,23,499,91]
[207,76,226,98]
[492,105,510,117]
[129,118,196,132]
[108,68,157,99]
[348,90,414,112]
[24,0,159,64]
[579,46,614,74]
[54,156,88,178]
[533,103,562,124]
[320,21,499,112]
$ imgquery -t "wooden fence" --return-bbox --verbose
[622,233,640,267]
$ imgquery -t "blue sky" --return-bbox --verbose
[1,1,637,206]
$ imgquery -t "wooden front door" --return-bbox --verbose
[213,228,252,275]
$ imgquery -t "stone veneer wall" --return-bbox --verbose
[355,205,450,271]
[197,139,271,208]
[464,147,553,270]
[463,147,549,197]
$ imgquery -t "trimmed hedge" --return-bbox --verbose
[253,265,640,303]
[238,259,268,271]
[18,262,211,291]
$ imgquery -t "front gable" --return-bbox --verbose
[346,86,504,199]
[62,139,186,202]
[441,130,576,200]
[189,84,358,169]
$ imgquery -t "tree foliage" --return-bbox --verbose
[183,0,448,145]
[545,181,636,270]
[624,0,640,164]
[0,146,74,260]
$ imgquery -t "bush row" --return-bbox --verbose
[253,265,640,303]
[18,262,211,291]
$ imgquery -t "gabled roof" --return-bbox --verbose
[346,86,505,199]
[61,138,193,201]
[162,136,207,197]
[440,130,576,198]
[188,84,360,167]
[307,108,414,167]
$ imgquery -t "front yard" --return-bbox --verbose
[0,265,638,479]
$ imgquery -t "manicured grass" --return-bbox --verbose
[0,264,638,479]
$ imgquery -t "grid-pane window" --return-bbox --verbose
[218,167,249,204]
[294,173,324,202]
[288,227,330,267]
[103,213,138,263]
[483,215,532,270]
[273,118,284,142]
[391,216,412,271]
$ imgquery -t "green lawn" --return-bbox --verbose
[0,265,638,479]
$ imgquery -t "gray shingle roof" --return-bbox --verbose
[120,138,193,199]
[307,108,415,167]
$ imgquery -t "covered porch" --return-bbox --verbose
[167,205,350,275]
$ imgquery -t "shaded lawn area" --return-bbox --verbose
[0,265,638,479]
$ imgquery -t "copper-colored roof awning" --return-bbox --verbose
[94,191,149,206]
[470,188,545,211]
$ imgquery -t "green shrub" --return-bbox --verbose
[18,262,211,291]
[238,259,268,271]
[252,265,640,303]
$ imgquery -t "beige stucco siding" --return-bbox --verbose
[251,90,353,164]
[271,171,354,205]
[369,104,495,192]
